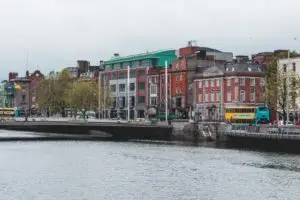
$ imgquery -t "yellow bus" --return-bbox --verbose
[225,106,256,124]
[0,108,16,121]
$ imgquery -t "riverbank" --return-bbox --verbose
[0,121,173,141]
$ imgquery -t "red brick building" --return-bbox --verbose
[29,70,44,111]
[193,63,266,120]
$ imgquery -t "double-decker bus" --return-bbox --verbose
[225,106,256,124]
[255,105,270,124]
[225,105,270,124]
[0,108,16,121]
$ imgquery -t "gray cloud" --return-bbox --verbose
[0,0,300,79]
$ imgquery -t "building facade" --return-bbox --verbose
[277,57,300,121]
[169,42,233,118]
[29,70,44,111]
[101,50,177,119]
[194,63,266,120]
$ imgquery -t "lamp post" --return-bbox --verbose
[98,71,101,119]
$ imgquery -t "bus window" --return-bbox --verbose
[259,107,267,111]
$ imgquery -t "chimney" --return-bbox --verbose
[113,53,120,57]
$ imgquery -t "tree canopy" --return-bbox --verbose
[36,72,112,118]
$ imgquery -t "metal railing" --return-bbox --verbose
[228,124,300,135]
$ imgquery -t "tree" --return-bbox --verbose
[264,51,300,122]
[65,80,112,119]
[36,71,72,116]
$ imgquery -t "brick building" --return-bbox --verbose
[193,63,266,120]
[29,70,44,111]
[101,50,177,119]
[169,42,233,118]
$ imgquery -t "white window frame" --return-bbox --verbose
[235,86,238,101]
[250,90,255,102]
[216,91,220,102]
[199,93,202,103]
[205,80,209,87]
[216,79,220,87]
[240,90,245,102]
[150,85,157,95]
[227,90,231,101]
[250,78,255,86]
[211,92,215,102]
[240,78,245,86]
[227,79,231,87]
[199,81,202,88]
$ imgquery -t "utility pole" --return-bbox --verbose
[286,50,290,123]
[127,65,130,121]
[165,60,168,124]
[98,71,101,119]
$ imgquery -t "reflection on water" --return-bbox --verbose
[0,132,299,200]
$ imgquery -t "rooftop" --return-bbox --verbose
[103,49,176,66]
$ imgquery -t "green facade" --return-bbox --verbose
[103,50,177,71]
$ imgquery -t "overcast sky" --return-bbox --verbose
[0,0,300,80]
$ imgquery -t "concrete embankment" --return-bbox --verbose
[171,120,228,142]
[0,121,173,141]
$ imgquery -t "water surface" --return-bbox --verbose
[0,131,299,200]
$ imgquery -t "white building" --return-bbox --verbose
[278,57,300,120]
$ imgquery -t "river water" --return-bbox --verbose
[0,131,300,200]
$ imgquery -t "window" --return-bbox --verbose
[138,82,145,90]
[175,63,179,70]
[205,89,209,102]
[283,64,287,72]
[119,73,125,79]
[32,96,36,102]
[250,78,255,86]
[110,84,116,92]
[112,73,117,80]
[240,78,245,86]
[205,80,209,87]
[21,95,26,102]
[141,59,150,66]
[235,78,238,83]
[240,90,245,102]
[199,93,202,102]
[138,70,145,77]
[180,73,183,80]
[150,85,156,94]
[176,87,179,94]
[250,90,255,102]
[119,84,125,92]
[227,79,231,86]
[216,91,220,102]
[122,62,130,69]
[176,73,180,81]
[199,81,202,88]
[150,97,157,106]
[121,97,126,107]
[211,92,215,102]
[114,63,121,70]
[235,86,238,101]
[211,80,215,87]
[227,90,231,101]
[103,74,107,81]
[138,96,145,104]
[130,71,136,78]
[216,79,220,87]
[293,63,296,71]
[130,83,135,91]
[132,61,140,67]
[130,96,135,107]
